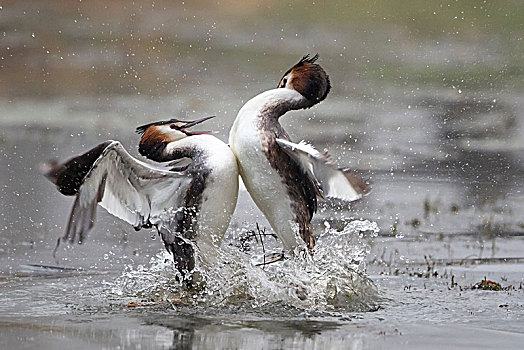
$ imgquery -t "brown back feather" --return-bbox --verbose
[262,125,318,250]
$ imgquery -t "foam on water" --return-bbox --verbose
[108,220,380,313]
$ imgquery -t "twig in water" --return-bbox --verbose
[238,223,278,252]
[257,223,266,269]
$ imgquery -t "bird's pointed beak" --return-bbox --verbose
[180,116,215,135]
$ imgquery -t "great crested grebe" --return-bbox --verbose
[43,116,239,281]
[229,55,369,254]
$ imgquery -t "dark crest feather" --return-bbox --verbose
[279,54,322,86]
[298,53,319,65]
[136,119,180,135]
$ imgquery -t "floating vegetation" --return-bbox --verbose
[424,197,431,219]
[472,277,502,291]
[450,275,458,289]
[390,220,399,235]
[423,197,441,219]
[409,218,421,228]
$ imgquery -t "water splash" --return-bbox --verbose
[109,220,380,313]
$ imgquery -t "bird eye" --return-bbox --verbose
[170,124,176,129]
[281,78,288,87]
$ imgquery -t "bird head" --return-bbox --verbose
[136,116,215,161]
[136,116,215,143]
[277,54,331,107]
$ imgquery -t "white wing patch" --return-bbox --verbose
[276,138,369,202]
[65,141,191,244]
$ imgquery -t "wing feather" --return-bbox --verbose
[275,138,370,202]
[62,141,191,244]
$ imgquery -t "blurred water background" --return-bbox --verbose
[1,1,523,349]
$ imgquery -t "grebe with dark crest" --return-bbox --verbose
[43,116,239,283]
[229,54,369,254]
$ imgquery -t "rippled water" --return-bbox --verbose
[1,110,522,348]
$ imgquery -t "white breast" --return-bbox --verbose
[229,91,306,251]
[191,135,239,259]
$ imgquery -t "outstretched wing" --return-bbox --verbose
[44,141,191,244]
[275,138,370,202]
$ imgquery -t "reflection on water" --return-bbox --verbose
[140,315,350,350]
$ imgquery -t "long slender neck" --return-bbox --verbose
[237,88,310,121]
[164,136,206,162]
[164,135,230,171]
[139,135,204,164]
